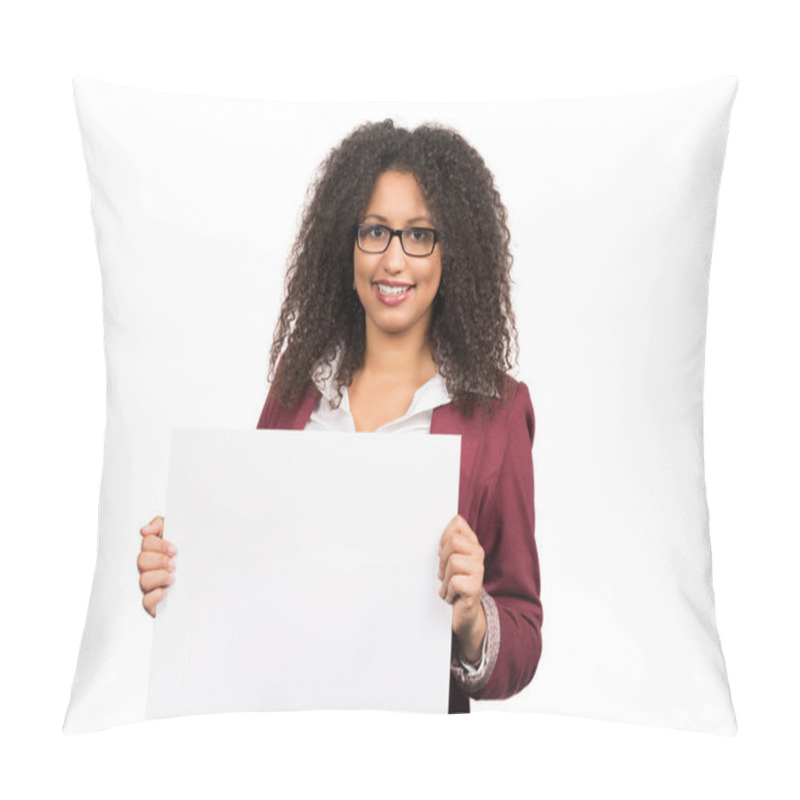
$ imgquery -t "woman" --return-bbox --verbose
[138,119,542,713]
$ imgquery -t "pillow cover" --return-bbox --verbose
[65,75,738,734]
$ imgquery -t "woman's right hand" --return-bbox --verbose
[138,515,177,617]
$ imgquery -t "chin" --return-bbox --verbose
[368,310,432,337]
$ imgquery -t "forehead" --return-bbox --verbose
[363,171,430,220]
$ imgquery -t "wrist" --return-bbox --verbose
[457,603,487,664]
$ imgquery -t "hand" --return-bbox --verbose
[438,514,487,662]
[137,515,177,617]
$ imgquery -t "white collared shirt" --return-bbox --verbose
[304,360,489,674]
[305,367,451,433]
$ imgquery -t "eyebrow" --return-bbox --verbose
[363,213,433,225]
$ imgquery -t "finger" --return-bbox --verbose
[445,573,481,605]
[137,550,176,574]
[442,552,478,585]
[439,514,476,542]
[439,533,482,573]
[140,516,165,538]
[439,514,472,547]
[440,553,483,599]
[139,568,176,594]
[143,587,167,618]
[140,517,164,537]
[141,535,177,556]
[442,531,478,558]
[438,534,467,579]
[439,514,479,552]
[454,515,479,543]
[438,515,462,550]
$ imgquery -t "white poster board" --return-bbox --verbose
[147,429,461,718]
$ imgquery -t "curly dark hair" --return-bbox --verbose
[268,118,519,418]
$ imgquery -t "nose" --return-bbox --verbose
[380,232,407,272]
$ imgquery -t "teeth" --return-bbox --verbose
[377,284,412,296]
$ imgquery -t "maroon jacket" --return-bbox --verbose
[257,375,542,713]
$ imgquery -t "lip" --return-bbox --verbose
[373,281,414,306]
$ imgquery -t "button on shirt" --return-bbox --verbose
[305,366,489,674]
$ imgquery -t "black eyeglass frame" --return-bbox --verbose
[353,223,440,257]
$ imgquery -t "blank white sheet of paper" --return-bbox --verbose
[146,428,461,719]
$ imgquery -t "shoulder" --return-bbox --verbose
[493,376,534,444]
[491,375,533,422]
[441,374,533,441]
[503,375,533,423]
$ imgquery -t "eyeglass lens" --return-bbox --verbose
[357,225,435,256]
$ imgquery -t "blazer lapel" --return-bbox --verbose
[293,386,321,429]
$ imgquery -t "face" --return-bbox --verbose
[353,171,442,343]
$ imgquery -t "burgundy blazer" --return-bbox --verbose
[257,375,542,714]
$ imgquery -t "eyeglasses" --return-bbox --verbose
[354,224,439,258]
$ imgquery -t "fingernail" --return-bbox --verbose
[167,543,177,556]
[167,573,175,584]
[168,558,177,571]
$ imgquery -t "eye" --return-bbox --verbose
[366,225,388,239]
[408,228,434,243]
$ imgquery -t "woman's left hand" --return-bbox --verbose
[438,514,487,663]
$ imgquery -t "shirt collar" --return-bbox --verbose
[311,348,498,410]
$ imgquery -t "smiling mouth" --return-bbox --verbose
[373,282,414,296]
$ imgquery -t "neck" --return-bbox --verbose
[362,321,436,383]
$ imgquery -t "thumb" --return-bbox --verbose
[140,516,164,537]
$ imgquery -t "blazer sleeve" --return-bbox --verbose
[470,380,542,700]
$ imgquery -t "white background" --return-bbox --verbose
[1,1,797,797]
